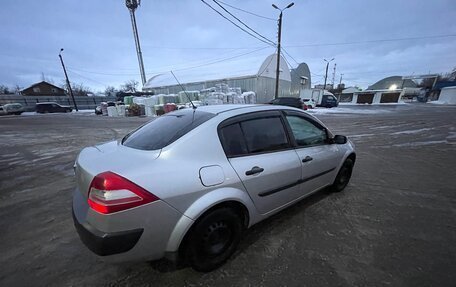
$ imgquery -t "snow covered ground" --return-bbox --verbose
[21,109,94,116]
[307,107,393,115]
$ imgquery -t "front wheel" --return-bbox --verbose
[332,158,354,192]
[185,208,243,272]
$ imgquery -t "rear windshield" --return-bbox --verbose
[122,109,215,150]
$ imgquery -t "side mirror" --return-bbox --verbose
[333,135,347,144]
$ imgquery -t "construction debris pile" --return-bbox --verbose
[102,84,256,117]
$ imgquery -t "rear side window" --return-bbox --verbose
[219,115,290,157]
[241,117,289,153]
[123,110,215,150]
[219,123,248,157]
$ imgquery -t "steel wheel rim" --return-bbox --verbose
[202,221,232,256]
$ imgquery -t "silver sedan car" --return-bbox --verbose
[72,104,356,272]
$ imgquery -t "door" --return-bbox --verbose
[357,93,374,104]
[218,112,302,214]
[283,112,343,195]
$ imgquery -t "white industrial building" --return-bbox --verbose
[143,54,311,104]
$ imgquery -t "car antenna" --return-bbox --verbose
[170,70,196,110]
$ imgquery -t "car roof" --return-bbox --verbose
[196,104,257,114]
[166,104,312,121]
[198,104,307,115]
[275,97,300,100]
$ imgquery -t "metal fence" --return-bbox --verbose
[0,95,116,111]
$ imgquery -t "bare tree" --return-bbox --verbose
[0,84,11,94]
[120,80,139,92]
[14,85,22,95]
[105,86,117,96]
[61,80,92,97]
[72,83,93,97]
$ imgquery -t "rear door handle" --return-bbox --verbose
[245,166,264,176]
[302,156,313,163]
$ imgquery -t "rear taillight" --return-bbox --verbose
[87,171,159,214]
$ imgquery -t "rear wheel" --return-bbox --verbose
[185,208,243,272]
[332,158,354,192]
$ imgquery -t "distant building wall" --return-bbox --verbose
[342,90,403,104]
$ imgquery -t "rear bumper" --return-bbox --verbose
[72,188,190,262]
[72,209,143,256]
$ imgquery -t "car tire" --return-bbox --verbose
[331,158,354,192]
[185,207,243,272]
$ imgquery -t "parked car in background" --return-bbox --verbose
[72,104,355,272]
[0,106,7,116]
[268,97,308,110]
[2,103,24,115]
[300,89,339,108]
[302,98,316,109]
[36,102,72,113]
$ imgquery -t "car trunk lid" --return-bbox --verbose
[75,140,160,199]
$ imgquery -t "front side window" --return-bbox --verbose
[286,115,327,147]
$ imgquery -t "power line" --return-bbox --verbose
[286,34,456,48]
[141,44,264,50]
[281,47,300,67]
[281,53,293,70]
[211,0,276,46]
[68,46,270,77]
[258,54,276,76]
[216,0,276,21]
[67,48,247,76]
[172,46,270,72]
[66,68,109,87]
[200,0,275,47]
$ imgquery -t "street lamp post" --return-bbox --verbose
[272,2,294,99]
[323,58,334,91]
[126,0,146,86]
[58,48,78,111]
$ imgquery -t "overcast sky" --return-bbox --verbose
[1,0,455,91]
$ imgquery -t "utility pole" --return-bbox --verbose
[323,58,334,91]
[272,2,294,99]
[339,73,344,85]
[58,48,78,111]
[126,0,146,86]
[331,63,337,89]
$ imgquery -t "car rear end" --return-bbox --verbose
[72,141,186,262]
[72,109,217,262]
